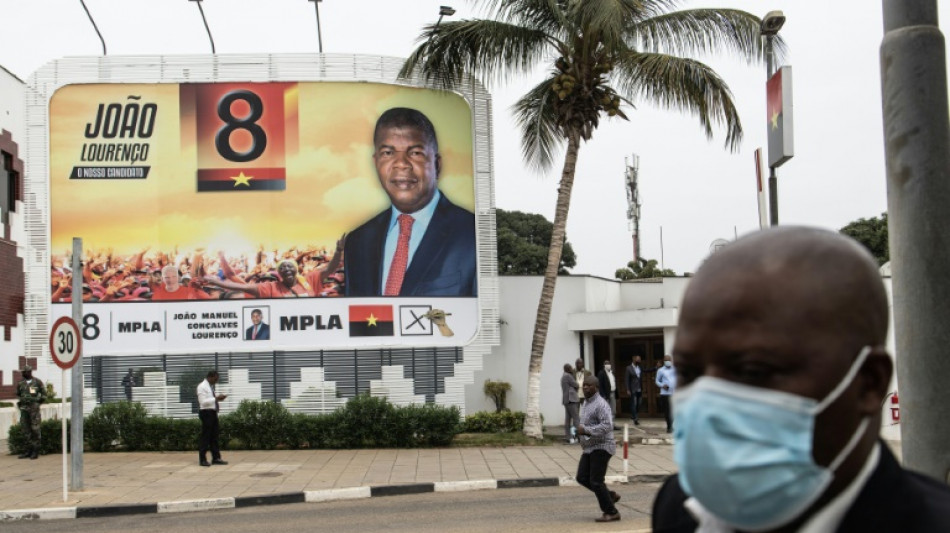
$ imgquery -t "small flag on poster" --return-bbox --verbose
[349,305,394,337]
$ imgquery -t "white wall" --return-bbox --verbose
[470,274,902,442]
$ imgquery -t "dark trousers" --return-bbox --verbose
[658,395,672,431]
[629,391,642,421]
[199,409,221,461]
[577,450,618,515]
[563,402,579,439]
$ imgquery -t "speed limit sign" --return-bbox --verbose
[49,316,82,370]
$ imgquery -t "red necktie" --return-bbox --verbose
[252,325,257,340]
[384,214,413,296]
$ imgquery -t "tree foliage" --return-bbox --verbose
[840,212,889,266]
[615,258,676,280]
[497,209,576,275]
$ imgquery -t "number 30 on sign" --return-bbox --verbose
[49,316,82,370]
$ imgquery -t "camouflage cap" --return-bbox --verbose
[22,364,32,372]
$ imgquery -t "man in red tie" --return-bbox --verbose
[245,308,270,340]
[344,107,477,297]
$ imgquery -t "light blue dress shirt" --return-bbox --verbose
[656,365,678,396]
[380,190,440,285]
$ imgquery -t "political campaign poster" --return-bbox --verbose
[48,81,479,355]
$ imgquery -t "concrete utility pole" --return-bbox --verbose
[70,238,84,490]
[881,0,950,482]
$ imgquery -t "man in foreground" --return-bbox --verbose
[652,226,950,532]
[576,376,621,523]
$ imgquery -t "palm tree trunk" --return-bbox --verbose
[523,129,582,439]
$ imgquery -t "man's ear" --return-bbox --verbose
[858,348,893,416]
[435,154,442,177]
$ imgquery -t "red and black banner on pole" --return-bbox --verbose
[767,66,794,168]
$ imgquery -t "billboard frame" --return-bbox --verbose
[25,54,499,359]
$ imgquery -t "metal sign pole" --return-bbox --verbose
[70,237,84,490]
[62,368,68,502]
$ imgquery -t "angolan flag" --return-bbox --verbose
[766,66,794,168]
[349,305,394,337]
[196,168,286,191]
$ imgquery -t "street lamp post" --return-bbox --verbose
[761,10,785,226]
[435,5,456,28]
[308,0,324,53]
[189,0,216,54]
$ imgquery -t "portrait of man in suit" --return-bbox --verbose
[245,308,270,341]
[343,107,477,297]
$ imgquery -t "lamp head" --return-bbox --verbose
[760,10,786,35]
[439,6,456,17]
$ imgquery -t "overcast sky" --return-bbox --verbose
[2,1,946,277]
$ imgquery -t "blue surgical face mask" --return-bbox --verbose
[664,361,672,368]
[671,346,872,531]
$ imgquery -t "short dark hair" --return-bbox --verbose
[373,107,439,153]
[207,370,219,379]
[251,309,262,317]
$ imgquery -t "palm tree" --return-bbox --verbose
[400,0,782,438]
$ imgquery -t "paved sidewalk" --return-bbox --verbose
[0,419,674,515]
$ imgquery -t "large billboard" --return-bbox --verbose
[49,81,479,354]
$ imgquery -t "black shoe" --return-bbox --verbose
[610,490,621,503]
[211,459,228,465]
[30,451,38,459]
[200,460,211,467]
[634,420,640,426]
[18,452,30,459]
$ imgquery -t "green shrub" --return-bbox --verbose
[141,417,203,451]
[402,404,461,446]
[483,380,511,412]
[8,418,71,455]
[462,411,525,433]
[85,401,149,451]
[228,400,292,450]
[335,394,398,448]
[285,412,340,449]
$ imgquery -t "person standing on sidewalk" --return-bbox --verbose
[576,376,621,523]
[197,370,228,467]
[625,356,655,426]
[16,364,46,459]
[597,361,618,429]
[561,364,580,444]
[655,355,677,433]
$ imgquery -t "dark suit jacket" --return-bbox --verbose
[597,368,613,399]
[561,372,579,405]
[245,322,270,341]
[652,442,950,533]
[344,194,477,297]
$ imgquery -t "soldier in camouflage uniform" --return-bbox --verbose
[16,364,46,459]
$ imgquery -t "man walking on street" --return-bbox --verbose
[655,355,677,433]
[197,370,228,467]
[561,364,580,443]
[576,376,621,522]
[16,364,46,459]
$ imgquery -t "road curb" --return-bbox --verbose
[0,473,670,522]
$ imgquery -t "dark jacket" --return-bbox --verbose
[344,194,477,297]
[652,442,950,533]
[245,322,270,340]
[597,368,613,399]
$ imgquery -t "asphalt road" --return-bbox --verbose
[4,483,662,533]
